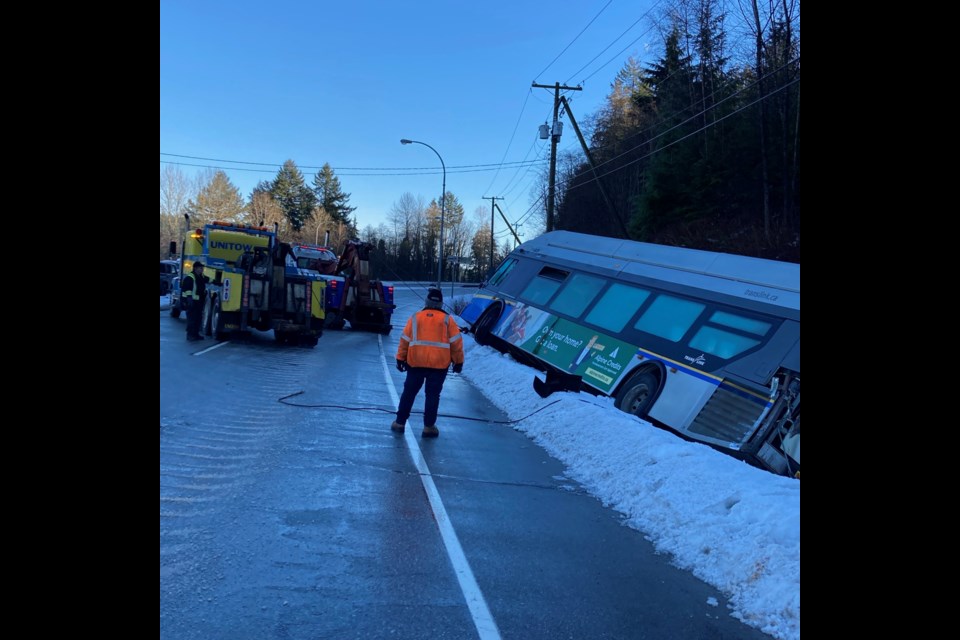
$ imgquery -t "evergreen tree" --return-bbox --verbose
[271,160,316,231]
[250,180,273,201]
[632,26,700,239]
[312,163,356,226]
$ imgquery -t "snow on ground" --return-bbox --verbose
[460,334,800,640]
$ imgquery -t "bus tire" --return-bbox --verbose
[472,302,503,347]
[614,369,659,418]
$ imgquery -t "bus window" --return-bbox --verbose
[709,310,771,336]
[488,258,517,287]
[689,326,761,358]
[634,294,705,342]
[549,273,605,318]
[521,266,568,306]
[688,310,771,359]
[584,283,651,333]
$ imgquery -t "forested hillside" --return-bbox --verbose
[552,0,799,262]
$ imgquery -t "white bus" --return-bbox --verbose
[460,231,800,478]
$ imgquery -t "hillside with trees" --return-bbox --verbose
[552,0,800,262]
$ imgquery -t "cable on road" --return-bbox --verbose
[278,390,562,425]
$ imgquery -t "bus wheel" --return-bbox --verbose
[472,303,503,346]
[614,370,659,418]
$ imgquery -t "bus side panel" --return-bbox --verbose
[645,365,719,432]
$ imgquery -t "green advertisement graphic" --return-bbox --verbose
[494,304,636,393]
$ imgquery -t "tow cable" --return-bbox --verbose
[278,390,562,425]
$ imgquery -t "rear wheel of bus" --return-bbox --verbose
[614,369,660,418]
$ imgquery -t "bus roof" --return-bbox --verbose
[515,231,800,315]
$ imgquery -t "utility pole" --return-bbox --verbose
[482,196,502,277]
[493,202,521,246]
[532,82,581,232]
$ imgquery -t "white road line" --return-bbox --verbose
[191,341,230,355]
[378,335,501,640]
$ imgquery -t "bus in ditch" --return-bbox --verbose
[459,231,800,478]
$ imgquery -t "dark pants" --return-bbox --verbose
[395,367,448,427]
[186,297,203,338]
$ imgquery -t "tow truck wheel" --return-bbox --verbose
[201,298,213,336]
[326,312,345,330]
[213,299,227,341]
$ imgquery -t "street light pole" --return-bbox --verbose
[400,138,445,287]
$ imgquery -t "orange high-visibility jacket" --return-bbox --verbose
[396,309,465,369]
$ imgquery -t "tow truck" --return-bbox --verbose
[287,239,395,334]
[169,216,326,346]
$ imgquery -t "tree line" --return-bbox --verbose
[159,160,511,283]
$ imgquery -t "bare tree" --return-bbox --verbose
[160,165,195,258]
[387,192,425,244]
[249,191,288,235]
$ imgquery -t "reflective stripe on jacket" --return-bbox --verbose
[396,309,465,369]
[182,272,199,300]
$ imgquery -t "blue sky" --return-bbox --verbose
[160,0,660,238]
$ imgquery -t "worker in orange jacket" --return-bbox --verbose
[391,287,465,438]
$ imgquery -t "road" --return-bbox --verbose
[160,284,769,639]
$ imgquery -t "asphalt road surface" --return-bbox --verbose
[160,284,770,639]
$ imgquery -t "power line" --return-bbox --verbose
[499,123,551,198]
[160,152,540,172]
[534,0,613,81]
[569,56,801,181]
[159,159,547,178]
[556,74,801,196]
[563,1,662,85]
[505,67,800,233]
[482,88,534,195]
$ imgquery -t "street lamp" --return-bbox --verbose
[400,138,445,287]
